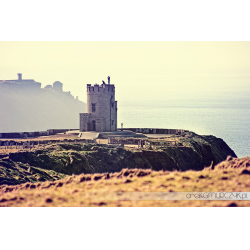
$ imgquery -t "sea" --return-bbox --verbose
[117,90,250,158]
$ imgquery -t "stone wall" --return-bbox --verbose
[0,129,77,139]
[123,128,187,135]
[0,131,48,139]
[0,138,94,147]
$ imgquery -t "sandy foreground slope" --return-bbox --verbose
[1,156,250,207]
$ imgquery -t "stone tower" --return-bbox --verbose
[79,77,117,132]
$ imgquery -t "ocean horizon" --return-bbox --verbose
[118,90,250,158]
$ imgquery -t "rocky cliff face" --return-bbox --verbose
[0,132,237,185]
[161,132,237,171]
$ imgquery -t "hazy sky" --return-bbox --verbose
[1,41,250,103]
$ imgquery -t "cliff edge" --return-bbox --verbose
[0,132,237,186]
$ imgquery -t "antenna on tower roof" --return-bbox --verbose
[107,76,110,84]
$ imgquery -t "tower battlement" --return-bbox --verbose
[87,83,115,93]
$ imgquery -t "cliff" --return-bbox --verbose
[0,76,86,132]
[0,132,237,185]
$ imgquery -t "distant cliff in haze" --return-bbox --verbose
[0,74,86,132]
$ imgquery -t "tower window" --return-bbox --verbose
[92,103,96,112]
[112,103,114,108]
[112,120,114,125]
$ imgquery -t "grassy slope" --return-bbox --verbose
[1,156,250,207]
[0,158,67,185]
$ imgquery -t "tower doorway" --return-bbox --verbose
[87,122,91,131]
[87,120,96,131]
[91,120,96,131]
